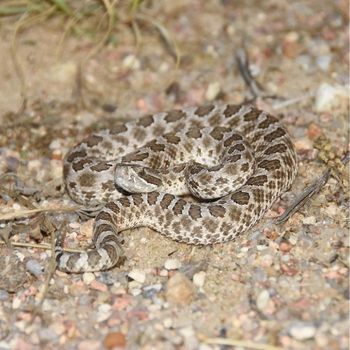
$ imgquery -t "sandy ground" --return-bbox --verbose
[0,1,349,349]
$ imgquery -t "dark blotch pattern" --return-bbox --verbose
[85,135,104,147]
[223,104,241,118]
[231,191,250,205]
[189,204,202,220]
[195,104,215,117]
[208,205,226,218]
[147,192,159,205]
[246,175,268,186]
[164,109,187,123]
[173,199,187,215]
[137,114,154,127]
[160,194,175,209]
[264,127,286,142]
[258,159,281,171]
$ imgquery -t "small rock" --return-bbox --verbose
[90,280,108,292]
[158,269,168,277]
[279,241,293,253]
[143,284,162,298]
[25,259,44,277]
[97,304,113,323]
[302,216,317,225]
[130,288,142,296]
[103,331,126,349]
[294,138,313,152]
[205,82,221,101]
[193,271,206,288]
[256,289,270,311]
[288,321,316,340]
[83,272,95,285]
[123,54,140,70]
[307,123,323,140]
[316,55,332,71]
[282,31,301,58]
[128,269,146,284]
[166,273,196,305]
[0,290,9,301]
[314,83,348,112]
[163,318,173,328]
[164,258,182,270]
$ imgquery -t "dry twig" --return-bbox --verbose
[276,151,349,224]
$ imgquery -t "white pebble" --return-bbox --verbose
[164,258,182,270]
[128,269,146,283]
[49,139,62,150]
[130,288,142,296]
[123,54,140,70]
[159,269,168,277]
[205,82,221,101]
[82,272,95,284]
[256,289,270,311]
[163,318,173,328]
[193,271,206,288]
[289,321,316,340]
[97,304,112,322]
[12,296,21,309]
[302,216,316,225]
[314,83,348,112]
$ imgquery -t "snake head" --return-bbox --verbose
[114,164,162,193]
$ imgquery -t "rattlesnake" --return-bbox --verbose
[56,103,298,272]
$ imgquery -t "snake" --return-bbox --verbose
[55,103,298,272]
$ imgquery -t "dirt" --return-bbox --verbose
[0,1,349,349]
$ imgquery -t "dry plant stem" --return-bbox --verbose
[134,13,181,67]
[235,47,264,100]
[272,91,315,110]
[0,206,81,221]
[0,241,83,254]
[276,151,350,224]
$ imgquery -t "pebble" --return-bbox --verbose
[316,55,332,71]
[294,138,313,152]
[205,82,221,101]
[25,259,44,277]
[163,318,173,328]
[166,273,196,305]
[97,304,113,322]
[288,321,316,340]
[90,280,108,292]
[128,269,146,284]
[0,290,9,301]
[314,83,348,112]
[302,216,316,225]
[193,271,206,288]
[164,258,182,270]
[256,289,270,311]
[103,331,126,349]
[130,288,142,296]
[143,284,162,299]
[158,269,169,277]
[82,272,95,284]
[123,54,140,70]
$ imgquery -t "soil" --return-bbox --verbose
[0,1,349,350]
